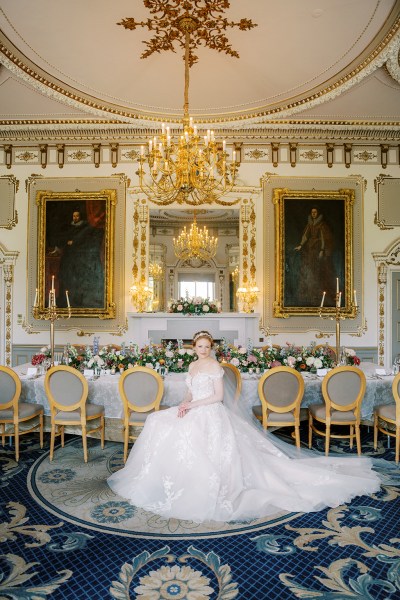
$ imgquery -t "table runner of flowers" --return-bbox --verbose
[168,297,220,315]
[31,341,360,374]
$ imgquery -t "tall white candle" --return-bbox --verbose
[337,291,342,307]
[51,275,55,292]
[65,290,70,308]
[354,289,357,306]
[336,277,339,294]
[320,291,326,307]
[34,288,38,307]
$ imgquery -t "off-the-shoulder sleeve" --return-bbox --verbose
[209,367,224,379]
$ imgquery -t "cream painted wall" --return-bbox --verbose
[1,157,399,360]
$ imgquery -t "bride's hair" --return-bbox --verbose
[192,330,214,347]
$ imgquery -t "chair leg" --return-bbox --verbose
[61,426,65,448]
[1,423,5,447]
[325,425,330,456]
[396,427,400,464]
[308,414,313,448]
[82,425,88,462]
[355,424,361,456]
[39,413,44,449]
[373,414,378,450]
[349,425,354,450]
[123,423,129,463]
[100,415,105,449]
[294,425,300,449]
[15,426,19,462]
[50,423,56,461]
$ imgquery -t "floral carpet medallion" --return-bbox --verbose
[27,438,301,539]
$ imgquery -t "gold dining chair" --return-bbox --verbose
[119,366,164,462]
[44,365,105,462]
[373,371,400,463]
[0,365,44,462]
[253,366,305,448]
[221,362,242,403]
[308,366,366,455]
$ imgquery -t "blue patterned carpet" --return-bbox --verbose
[1,428,400,599]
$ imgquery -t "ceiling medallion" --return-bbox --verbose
[118,0,257,206]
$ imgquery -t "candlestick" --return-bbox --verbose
[320,291,326,307]
[33,283,72,366]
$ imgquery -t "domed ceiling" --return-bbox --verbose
[0,0,399,136]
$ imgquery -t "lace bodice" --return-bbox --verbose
[185,368,224,402]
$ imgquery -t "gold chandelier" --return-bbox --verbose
[118,3,256,206]
[149,262,164,280]
[173,212,217,261]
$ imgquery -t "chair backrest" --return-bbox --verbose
[119,366,164,414]
[391,372,400,421]
[221,363,242,403]
[44,365,88,415]
[321,366,366,415]
[0,366,21,410]
[258,366,304,415]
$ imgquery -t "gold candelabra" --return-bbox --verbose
[319,282,358,364]
[236,284,259,313]
[130,282,153,313]
[33,276,71,366]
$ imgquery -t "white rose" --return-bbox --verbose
[177,304,183,311]
[314,358,323,369]
[165,350,174,358]
[40,346,48,353]
[287,356,296,367]
[230,357,240,366]
[306,356,315,366]
[178,349,186,355]
[345,348,355,357]
[202,304,210,312]
[238,347,247,354]
[145,363,154,369]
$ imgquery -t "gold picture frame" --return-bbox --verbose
[273,188,356,318]
[35,189,116,319]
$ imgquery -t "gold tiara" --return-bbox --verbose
[193,331,213,343]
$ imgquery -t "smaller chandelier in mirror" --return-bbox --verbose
[149,262,164,280]
[173,212,217,261]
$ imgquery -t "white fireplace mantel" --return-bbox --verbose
[127,312,260,347]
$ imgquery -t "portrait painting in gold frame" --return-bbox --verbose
[273,188,356,318]
[35,189,116,319]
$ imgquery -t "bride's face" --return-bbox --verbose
[194,338,212,360]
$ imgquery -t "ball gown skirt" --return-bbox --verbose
[107,370,381,523]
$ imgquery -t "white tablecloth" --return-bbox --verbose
[13,362,395,422]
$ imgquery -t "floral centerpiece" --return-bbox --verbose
[343,347,361,366]
[31,345,51,365]
[168,296,220,315]
[215,341,336,373]
[135,341,196,373]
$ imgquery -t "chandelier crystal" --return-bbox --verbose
[173,213,217,261]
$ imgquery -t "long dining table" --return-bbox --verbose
[12,362,396,441]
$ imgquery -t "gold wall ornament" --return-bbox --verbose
[173,212,218,260]
[119,1,256,205]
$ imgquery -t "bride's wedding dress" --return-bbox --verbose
[107,368,381,523]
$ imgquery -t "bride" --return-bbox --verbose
[107,331,382,523]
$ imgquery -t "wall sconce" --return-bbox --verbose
[289,143,298,167]
[57,144,65,169]
[344,143,352,168]
[236,284,259,313]
[40,144,48,169]
[130,282,153,313]
[93,143,101,168]
[110,143,119,168]
[326,143,334,168]
[4,145,12,169]
[380,144,388,169]
[271,143,279,167]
